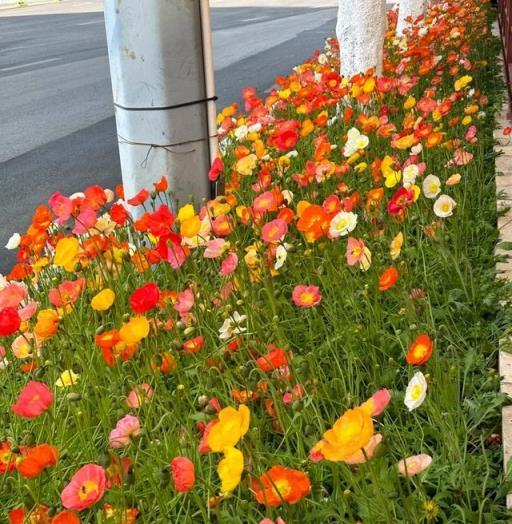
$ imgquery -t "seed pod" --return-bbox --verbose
[66,392,82,402]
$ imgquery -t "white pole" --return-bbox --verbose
[103,0,217,212]
[337,0,387,79]
[396,0,425,36]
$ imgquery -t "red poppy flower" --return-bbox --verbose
[154,176,169,192]
[182,336,204,354]
[252,465,311,506]
[0,441,17,474]
[127,188,150,207]
[16,443,59,479]
[208,157,224,182]
[110,203,130,226]
[171,456,196,493]
[0,307,21,337]
[11,381,53,419]
[51,510,81,524]
[406,334,433,365]
[256,347,288,372]
[378,267,399,291]
[129,283,161,314]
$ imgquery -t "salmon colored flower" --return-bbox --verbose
[12,381,53,418]
[406,334,433,365]
[16,443,59,479]
[360,389,392,417]
[217,446,244,493]
[91,289,116,312]
[49,279,85,308]
[346,237,371,270]
[0,307,21,337]
[205,405,250,452]
[379,267,399,291]
[129,283,160,314]
[261,219,288,243]
[119,316,150,346]
[343,434,383,465]
[0,282,27,309]
[252,465,311,506]
[220,252,238,276]
[397,454,432,476]
[126,383,153,408]
[61,464,107,511]
[109,414,141,448]
[292,285,321,308]
[171,456,196,493]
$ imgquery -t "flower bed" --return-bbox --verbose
[1,0,511,522]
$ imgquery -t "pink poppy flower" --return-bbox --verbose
[49,192,73,225]
[0,283,27,310]
[260,518,286,524]
[220,252,238,276]
[61,464,107,511]
[253,191,278,214]
[165,242,188,269]
[126,383,153,409]
[174,288,194,315]
[344,434,383,465]
[346,237,364,266]
[72,207,97,235]
[18,301,37,321]
[171,456,195,493]
[292,285,322,308]
[363,389,392,416]
[261,219,288,243]
[11,381,53,418]
[397,454,432,476]
[204,238,227,259]
[48,279,85,308]
[109,414,141,448]
[11,334,34,359]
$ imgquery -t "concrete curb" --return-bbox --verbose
[494,19,512,510]
[0,0,60,10]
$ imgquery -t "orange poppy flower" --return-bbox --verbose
[16,444,59,479]
[296,204,330,242]
[406,334,433,365]
[252,465,311,506]
[379,267,399,291]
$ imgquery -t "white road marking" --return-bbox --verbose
[75,19,103,26]
[0,57,59,72]
[240,17,267,22]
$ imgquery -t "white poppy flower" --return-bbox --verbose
[5,233,21,250]
[433,194,456,217]
[219,312,247,340]
[404,371,428,411]
[329,211,358,238]
[422,175,441,199]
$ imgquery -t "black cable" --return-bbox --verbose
[113,95,218,112]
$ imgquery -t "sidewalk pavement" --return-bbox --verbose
[0,0,340,16]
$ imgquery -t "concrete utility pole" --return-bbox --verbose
[397,0,425,36]
[336,0,387,79]
[103,0,217,211]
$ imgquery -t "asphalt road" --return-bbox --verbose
[0,4,339,273]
